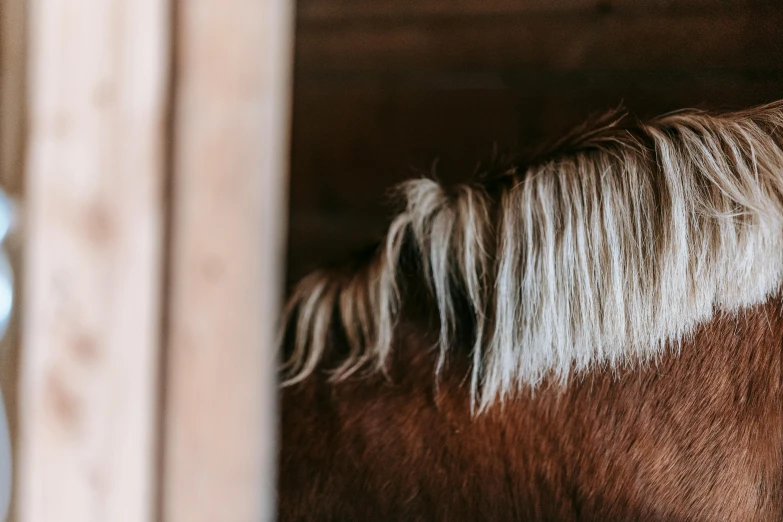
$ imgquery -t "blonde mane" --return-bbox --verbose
[281,102,783,410]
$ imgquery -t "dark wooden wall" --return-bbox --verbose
[287,0,783,284]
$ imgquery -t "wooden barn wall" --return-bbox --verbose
[287,0,783,284]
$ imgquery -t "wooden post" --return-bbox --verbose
[162,0,293,520]
[18,0,169,520]
[17,0,292,518]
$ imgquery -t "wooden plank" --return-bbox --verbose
[296,10,783,74]
[18,0,169,520]
[290,84,524,214]
[162,0,294,520]
[286,211,387,287]
[298,0,778,21]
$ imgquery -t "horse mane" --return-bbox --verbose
[281,101,783,410]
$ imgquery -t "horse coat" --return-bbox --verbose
[278,102,783,521]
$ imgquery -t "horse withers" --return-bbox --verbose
[279,103,783,521]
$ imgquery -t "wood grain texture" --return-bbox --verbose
[162,0,294,520]
[296,9,783,74]
[18,0,169,520]
[298,0,778,21]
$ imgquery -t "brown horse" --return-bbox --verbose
[278,102,783,520]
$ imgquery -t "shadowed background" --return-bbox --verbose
[286,0,783,286]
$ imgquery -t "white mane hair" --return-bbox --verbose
[281,101,783,411]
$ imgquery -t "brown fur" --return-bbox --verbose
[279,294,783,520]
[279,104,783,519]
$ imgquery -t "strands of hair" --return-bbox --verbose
[280,101,783,411]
